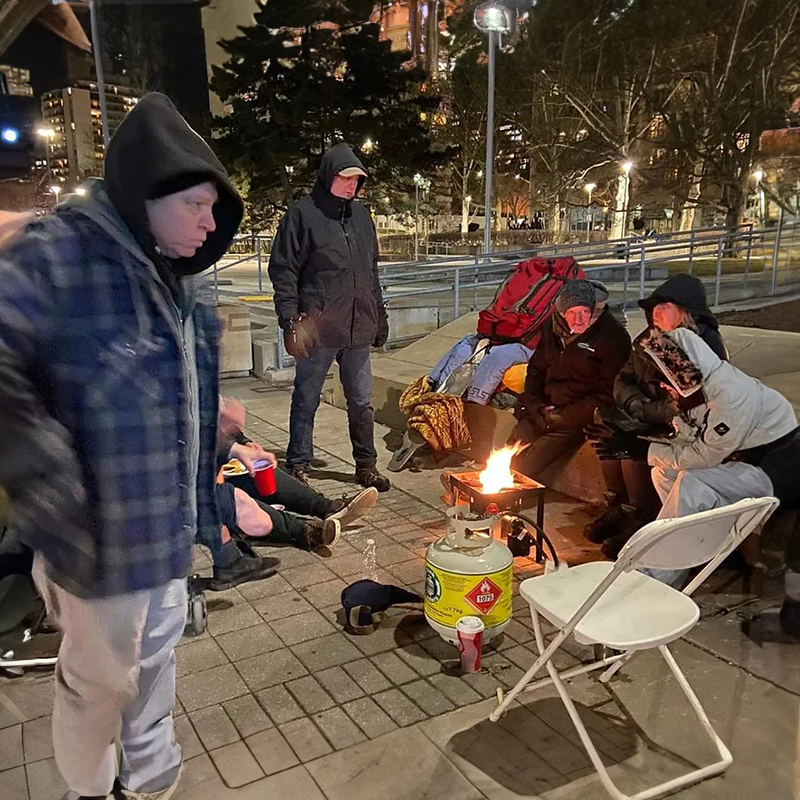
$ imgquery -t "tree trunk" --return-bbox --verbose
[609,174,630,240]
[461,195,470,234]
[679,159,704,232]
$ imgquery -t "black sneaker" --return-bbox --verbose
[326,487,379,529]
[600,508,651,559]
[355,466,391,493]
[208,553,280,591]
[287,465,310,486]
[302,517,341,549]
[779,599,800,638]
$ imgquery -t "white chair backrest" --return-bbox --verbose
[616,497,779,574]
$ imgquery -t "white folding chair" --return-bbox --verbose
[489,496,779,800]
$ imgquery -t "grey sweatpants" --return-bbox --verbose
[32,556,186,797]
[644,463,774,587]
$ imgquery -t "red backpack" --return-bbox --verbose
[476,256,585,348]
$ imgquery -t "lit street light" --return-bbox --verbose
[50,185,62,199]
[584,182,596,242]
[473,1,515,256]
[37,127,55,182]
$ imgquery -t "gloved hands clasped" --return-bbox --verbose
[592,433,650,461]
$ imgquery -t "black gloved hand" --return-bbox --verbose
[283,316,315,360]
[374,310,389,348]
[593,433,650,462]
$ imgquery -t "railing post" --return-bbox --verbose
[714,234,724,306]
[454,266,461,318]
[785,217,796,277]
[638,243,646,298]
[256,237,263,293]
[688,230,695,274]
[622,260,630,311]
[743,223,754,288]
[213,263,219,304]
[771,207,785,294]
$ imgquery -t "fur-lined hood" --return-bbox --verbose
[638,327,713,397]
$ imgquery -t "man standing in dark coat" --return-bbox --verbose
[269,143,391,491]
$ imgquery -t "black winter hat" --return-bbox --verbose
[638,273,712,318]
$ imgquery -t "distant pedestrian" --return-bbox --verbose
[269,143,391,492]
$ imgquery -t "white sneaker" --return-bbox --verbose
[119,762,183,800]
[326,487,379,529]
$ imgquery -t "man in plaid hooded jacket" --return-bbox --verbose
[0,94,243,799]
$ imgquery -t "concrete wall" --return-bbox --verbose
[202,0,259,117]
[219,304,253,376]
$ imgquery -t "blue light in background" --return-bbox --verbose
[1,128,19,144]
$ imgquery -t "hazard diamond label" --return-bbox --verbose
[464,577,503,615]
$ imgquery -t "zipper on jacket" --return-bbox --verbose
[341,205,357,341]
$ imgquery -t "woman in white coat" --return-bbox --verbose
[596,327,800,632]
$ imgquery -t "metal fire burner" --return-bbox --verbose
[445,470,547,562]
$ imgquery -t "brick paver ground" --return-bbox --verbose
[3,389,799,800]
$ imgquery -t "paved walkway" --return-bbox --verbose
[1,378,799,800]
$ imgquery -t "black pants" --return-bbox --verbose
[511,420,624,495]
[228,468,334,519]
[220,468,337,547]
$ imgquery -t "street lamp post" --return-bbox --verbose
[413,173,431,260]
[88,0,111,148]
[36,127,55,183]
[474,2,514,257]
[584,182,596,243]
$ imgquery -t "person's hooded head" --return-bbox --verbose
[104,93,243,275]
[554,279,608,336]
[638,273,716,333]
[315,143,368,203]
[638,327,710,409]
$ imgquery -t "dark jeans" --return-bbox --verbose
[214,479,313,550]
[228,469,334,519]
[511,420,624,495]
[287,345,377,470]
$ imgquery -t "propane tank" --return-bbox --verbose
[424,505,513,645]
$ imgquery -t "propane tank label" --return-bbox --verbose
[424,563,512,629]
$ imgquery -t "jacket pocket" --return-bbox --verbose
[87,333,169,408]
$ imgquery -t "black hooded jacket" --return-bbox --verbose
[268,144,386,348]
[105,92,243,279]
[615,273,727,424]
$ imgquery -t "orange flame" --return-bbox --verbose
[479,444,525,494]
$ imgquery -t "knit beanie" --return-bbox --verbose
[555,280,596,314]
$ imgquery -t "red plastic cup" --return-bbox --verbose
[456,616,485,673]
[253,460,277,496]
